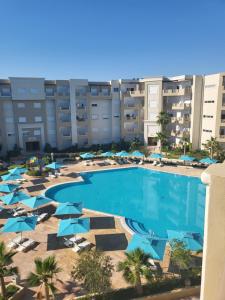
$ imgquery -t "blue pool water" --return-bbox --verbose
[46,167,206,239]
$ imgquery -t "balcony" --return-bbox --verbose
[221,119,225,123]
[76,116,87,122]
[178,116,190,125]
[163,87,192,96]
[124,102,138,108]
[0,89,11,97]
[130,90,145,97]
[76,103,87,110]
[78,128,88,136]
[59,105,70,111]
[172,102,191,110]
[171,117,177,123]
[171,130,190,138]
[125,114,138,121]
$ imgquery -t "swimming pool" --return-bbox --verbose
[46,167,206,239]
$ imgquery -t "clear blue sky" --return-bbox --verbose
[0,0,225,80]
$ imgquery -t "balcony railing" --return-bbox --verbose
[163,87,192,96]
[130,90,145,97]
[76,116,87,122]
[60,118,71,123]
[78,130,88,136]
[178,116,190,124]
[172,102,191,110]
[124,102,137,108]
[76,103,87,109]
[59,105,70,110]
[220,134,225,139]
[221,119,225,123]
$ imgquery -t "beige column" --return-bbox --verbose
[200,162,225,300]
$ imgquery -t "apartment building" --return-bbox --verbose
[0,73,224,155]
[0,77,144,155]
[143,75,203,150]
[200,73,225,149]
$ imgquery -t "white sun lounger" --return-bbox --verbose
[17,239,36,252]
[78,240,91,250]
[13,209,27,217]
[148,259,157,271]
[72,244,81,253]
[64,235,83,247]
[7,237,26,250]
[37,213,48,223]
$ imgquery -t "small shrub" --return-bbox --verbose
[6,284,19,298]
[27,169,46,177]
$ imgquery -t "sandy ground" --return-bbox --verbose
[0,161,204,299]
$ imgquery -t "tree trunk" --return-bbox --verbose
[44,284,50,300]
[0,275,7,300]
[135,272,143,296]
[184,144,186,155]
[210,148,213,159]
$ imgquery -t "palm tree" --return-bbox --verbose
[156,132,167,153]
[203,137,222,159]
[117,248,153,296]
[156,112,170,127]
[0,242,18,300]
[170,239,192,275]
[27,256,61,300]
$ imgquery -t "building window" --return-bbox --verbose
[91,103,97,107]
[113,88,119,92]
[1,87,11,96]
[17,103,25,108]
[90,88,98,96]
[18,88,27,95]
[203,115,213,118]
[102,114,110,119]
[114,115,120,118]
[34,130,41,136]
[33,102,41,108]
[204,100,215,103]
[45,87,55,96]
[35,116,42,122]
[30,88,39,95]
[92,128,99,132]
[19,117,27,123]
[91,114,98,120]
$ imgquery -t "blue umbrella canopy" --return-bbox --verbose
[0,191,30,205]
[131,151,145,158]
[2,216,37,233]
[167,230,203,251]
[55,202,82,216]
[1,173,22,182]
[149,153,163,159]
[179,155,195,162]
[0,183,19,193]
[80,153,95,159]
[126,234,167,260]
[20,195,52,209]
[57,217,90,237]
[100,151,114,157]
[45,162,63,170]
[199,157,218,164]
[115,151,129,157]
[9,167,28,175]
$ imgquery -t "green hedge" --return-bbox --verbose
[78,276,201,300]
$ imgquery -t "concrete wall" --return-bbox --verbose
[200,162,225,300]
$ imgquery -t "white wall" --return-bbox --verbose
[10,77,45,100]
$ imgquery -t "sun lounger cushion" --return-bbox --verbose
[37,213,48,223]
[17,239,35,252]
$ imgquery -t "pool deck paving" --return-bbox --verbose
[0,161,204,298]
